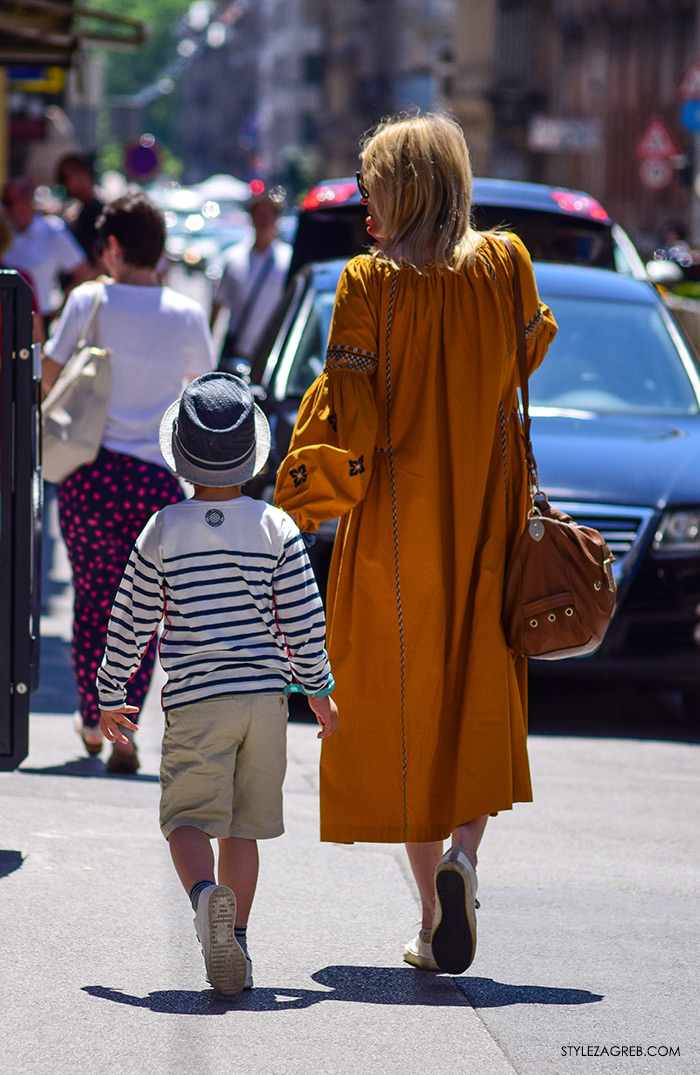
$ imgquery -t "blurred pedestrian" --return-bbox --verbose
[0,205,44,343]
[275,112,557,975]
[97,372,337,994]
[210,190,291,371]
[42,193,216,771]
[2,177,92,333]
[55,152,105,269]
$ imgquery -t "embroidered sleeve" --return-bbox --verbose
[325,345,378,374]
[525,307,544,339]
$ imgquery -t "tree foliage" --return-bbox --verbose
[87,0,191,151]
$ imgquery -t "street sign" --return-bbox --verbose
[639,157,674,190]
[124,137,161,182]
[8,65,65,94]
[681,99,700,132]
[677,60,700,102]
[636,116,681,160]
[528,115,601,152]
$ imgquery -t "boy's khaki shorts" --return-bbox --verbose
[159,692,288,841]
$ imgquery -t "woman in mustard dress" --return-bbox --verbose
[275,113,557,974]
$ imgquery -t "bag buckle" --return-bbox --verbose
[603,557,615,591]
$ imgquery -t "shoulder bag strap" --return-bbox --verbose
[43,283,105,412]
[230,247,276,342]
[75,281,104,349]
[501,236,540,503]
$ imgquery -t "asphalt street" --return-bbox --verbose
[2,508,699,1075]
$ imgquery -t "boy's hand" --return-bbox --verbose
[100,706,139,745]
[308,695,338,739]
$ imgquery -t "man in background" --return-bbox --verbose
[210,191,291,372]
[55,153,105,269]
[2,177,92,332]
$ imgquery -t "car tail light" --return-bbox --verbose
[550,189,610,222]
[302,181,358,210]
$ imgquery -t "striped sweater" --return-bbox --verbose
[97,496,333,711]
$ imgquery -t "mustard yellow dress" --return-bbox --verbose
[275,233,557,843]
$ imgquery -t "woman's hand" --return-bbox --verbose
[308,695,339,739]
[100,705,139,744]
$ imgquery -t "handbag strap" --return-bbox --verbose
[501,236,540,505]
[76,281,104,349]
[230,247,276,343]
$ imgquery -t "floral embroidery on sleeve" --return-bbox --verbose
[290,464,308,487]
[349,455,365,476]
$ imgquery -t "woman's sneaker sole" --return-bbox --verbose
[431,848,478,974]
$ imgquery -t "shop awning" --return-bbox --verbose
[0,0,147,66]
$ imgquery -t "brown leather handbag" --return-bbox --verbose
[501,239,617,660]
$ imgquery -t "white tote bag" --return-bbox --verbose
[42,283,112,484]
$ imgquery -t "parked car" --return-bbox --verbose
[289,176,650,280]
[247,255,700,713]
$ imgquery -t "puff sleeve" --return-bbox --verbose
[275,259,379,532]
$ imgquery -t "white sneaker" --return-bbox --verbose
[403,927,439,971]
[431,846,478,974]
[194,885,247,996]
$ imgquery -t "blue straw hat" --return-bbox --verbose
[159,372,270,486]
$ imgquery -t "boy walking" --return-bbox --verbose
[97,372,338,996]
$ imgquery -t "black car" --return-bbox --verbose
[288,176,649,279]
[248,256,700,715]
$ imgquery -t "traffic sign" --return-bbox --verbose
[677,60,700,102]
[681,99,700,132]
[636,117,680,160]
[124,137,161,182]
[639,157,674,190]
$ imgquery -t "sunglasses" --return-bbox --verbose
[355,171,369,200]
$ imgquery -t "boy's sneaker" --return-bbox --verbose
[193,885,247,996]
[244,955,253,989]
[431,846,478,974]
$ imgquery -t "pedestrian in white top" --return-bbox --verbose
[42,193,216,770]
[2,176,92,328]
[210,190,291,369]
[98,372,338,996]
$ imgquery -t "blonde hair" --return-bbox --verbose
[359,112,482,271]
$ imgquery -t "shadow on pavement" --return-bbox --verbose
[20,758,159,782]
[0,850,24,879]
[83,967,602,1013]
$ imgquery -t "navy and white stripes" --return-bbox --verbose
[97,497,332,711]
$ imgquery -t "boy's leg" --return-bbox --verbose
[168,825,215,892]
[217,837,259,925]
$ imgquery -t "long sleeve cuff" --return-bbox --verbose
[284,674,335,698]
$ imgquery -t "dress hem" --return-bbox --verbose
[320,795,533,844]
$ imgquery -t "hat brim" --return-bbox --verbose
[159,396,271,486]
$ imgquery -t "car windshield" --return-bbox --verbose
[276,279,700,417]
[532,295,700,416]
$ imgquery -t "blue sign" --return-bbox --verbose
[680,100,700,132]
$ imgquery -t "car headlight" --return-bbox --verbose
[652,510,700,555]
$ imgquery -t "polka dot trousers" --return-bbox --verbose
[58,447,184,728]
